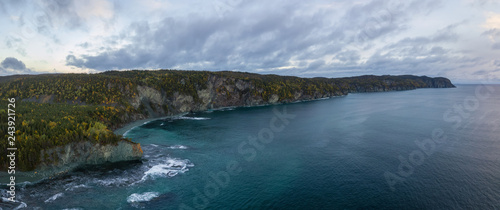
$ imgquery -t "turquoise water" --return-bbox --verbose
[4,85,500,209]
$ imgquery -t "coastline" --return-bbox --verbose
[112,94,351,137]
[2,76,454,179]
[113,116,175,136]
[0,87,449,184]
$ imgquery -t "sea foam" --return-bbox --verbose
[167,145,188,149]
[176,116,210,120]
[1,196,27,209]
[44,193,64,203]
[140,158,194,181]
[127,192,160,203]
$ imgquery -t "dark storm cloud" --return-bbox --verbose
[0,57,33,75]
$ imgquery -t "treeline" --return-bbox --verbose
[0,70,452,108]
[0,74,137,106]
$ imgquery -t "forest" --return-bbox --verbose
[0,70,455,171]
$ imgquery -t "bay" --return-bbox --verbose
[5,85,500,209]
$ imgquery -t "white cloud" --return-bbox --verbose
[74,0,114,19]
[482,12,500,30]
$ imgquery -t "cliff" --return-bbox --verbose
[35,140,142,176]
[0,70,455,174]
[119,73,455,119]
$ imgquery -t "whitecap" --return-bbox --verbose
[167,145,188,150]
[122,127,136,137]
[45,193,64,203]
[1,197,27,209]
[127,192,160,203]
[140,158,194,181]
[65,184,89,191]
[215,106,236,111]
[14,202,28,209]
[94,177,132,187]
[177,116,210,120]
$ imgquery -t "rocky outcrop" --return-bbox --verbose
[35,140,142,176]
[21,94,56,103]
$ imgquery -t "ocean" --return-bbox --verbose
[2,85,499,209]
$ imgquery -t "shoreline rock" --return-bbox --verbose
[19,140,142,179]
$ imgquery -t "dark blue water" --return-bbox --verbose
[4,85,500,209]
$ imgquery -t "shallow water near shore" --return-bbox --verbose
[2,85,500,209]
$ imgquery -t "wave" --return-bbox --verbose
[1,196,27,209]
[127,192,160,203]
[167,145,188,150]
[122,128,134,137]
[140,158,194,182]
[65,184,89,191]
[204,107,235,112]
[176,116,211,120]
[94,177,134,187]
[44,192,64,203]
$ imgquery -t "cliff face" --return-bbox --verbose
[126,74,455,118]
[35,140,142,176]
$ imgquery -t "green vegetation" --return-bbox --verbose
[0,70,454,171]
[0,100,127,170]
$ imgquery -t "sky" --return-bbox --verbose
[0,0,499,83]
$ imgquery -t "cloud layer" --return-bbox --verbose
[1,0,500,82]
